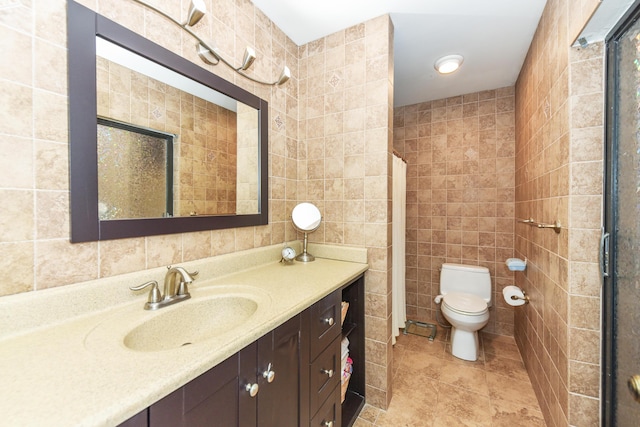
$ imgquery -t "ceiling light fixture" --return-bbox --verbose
[131,0,291,86]
[434,54,464,74]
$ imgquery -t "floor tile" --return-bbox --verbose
[356,328,547,426]
[490,398,546,427]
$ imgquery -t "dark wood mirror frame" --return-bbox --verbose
[67,1,268,243]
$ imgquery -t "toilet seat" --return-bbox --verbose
[442,292,488,315]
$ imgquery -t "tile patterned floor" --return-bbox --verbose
[355,328,546,427]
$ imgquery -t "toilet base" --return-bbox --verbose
[450,327,480,361]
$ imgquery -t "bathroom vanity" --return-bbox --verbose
[122,275,365,427]
[0,243,367,426]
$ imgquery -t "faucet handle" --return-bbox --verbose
[130,280,162,304]
[176,270,197,297]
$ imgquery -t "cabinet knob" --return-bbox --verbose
[322,369,334,378]
[245,383,259,397]
[263,363,275,383]
[323,421,334,427]
[324,317,335,326]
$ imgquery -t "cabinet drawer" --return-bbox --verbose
[309,336,340,417]
[310,383,341,427]
[310,290,341,359]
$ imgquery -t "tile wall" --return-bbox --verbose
[514,0,603,425]
[0,0,395,411]
[297,15,395,408]
[393,88,516,335]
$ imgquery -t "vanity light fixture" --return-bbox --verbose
[434,54,464,74]
[131,0,291,86]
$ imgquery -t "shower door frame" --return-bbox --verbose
[603,0,640,424]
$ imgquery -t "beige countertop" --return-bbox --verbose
[0,243,368,426]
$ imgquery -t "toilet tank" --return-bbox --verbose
[440,263,492,305]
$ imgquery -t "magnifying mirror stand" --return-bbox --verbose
[291,202,321,263]
[296,232,314,262]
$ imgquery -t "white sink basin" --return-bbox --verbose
[84,285,271,353]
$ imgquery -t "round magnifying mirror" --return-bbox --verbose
[291,202,322,232]
[291,202,322,262]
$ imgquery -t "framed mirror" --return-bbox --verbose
[67,1,268,242]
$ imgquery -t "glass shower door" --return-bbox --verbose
[603,5,640,425]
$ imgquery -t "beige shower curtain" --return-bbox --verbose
[392,154,407,344]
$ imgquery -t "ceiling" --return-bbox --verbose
[251,0,547,107]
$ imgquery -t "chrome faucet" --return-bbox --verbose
[130,265,199,310]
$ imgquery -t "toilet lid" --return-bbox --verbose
[442,292,487,314]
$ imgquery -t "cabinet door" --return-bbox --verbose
[117,409,147,427]
[256,314,301,427]
[149,346,256,427]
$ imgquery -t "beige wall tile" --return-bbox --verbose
[99,238,147,277]
[35,141,68,191]
[394,87,515,333]
[0,80,33,137]
[514,2,604,425]
[35,240,99,289]
[34,90,68,142]
[34,39,67,95]
[36,190,69,239]
[0,24,32,85]
[0,136,33,189]
[0,242,34,295]
[0,189,34,242]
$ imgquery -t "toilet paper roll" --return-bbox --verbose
[503,285,526,307]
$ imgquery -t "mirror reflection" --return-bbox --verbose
[97,118,174,219]
[95,37,259,219]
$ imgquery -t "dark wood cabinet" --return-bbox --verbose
[120,274,366,427]
[149,347,250,427]
[149,315,300,427]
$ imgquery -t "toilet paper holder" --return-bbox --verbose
[509,290,530,304]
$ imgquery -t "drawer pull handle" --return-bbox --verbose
[322,369,334,378]
[323,421,334,427]
[263,363,275,383]
[245,383,259,397]
[324,317,335,326]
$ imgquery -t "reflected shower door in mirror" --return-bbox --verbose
[67,0,268,242]
[97,118,174,219]
[96,37,260,219]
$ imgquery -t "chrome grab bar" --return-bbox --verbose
[517,218,561,234]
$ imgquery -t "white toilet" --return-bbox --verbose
[435,263,491,361]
